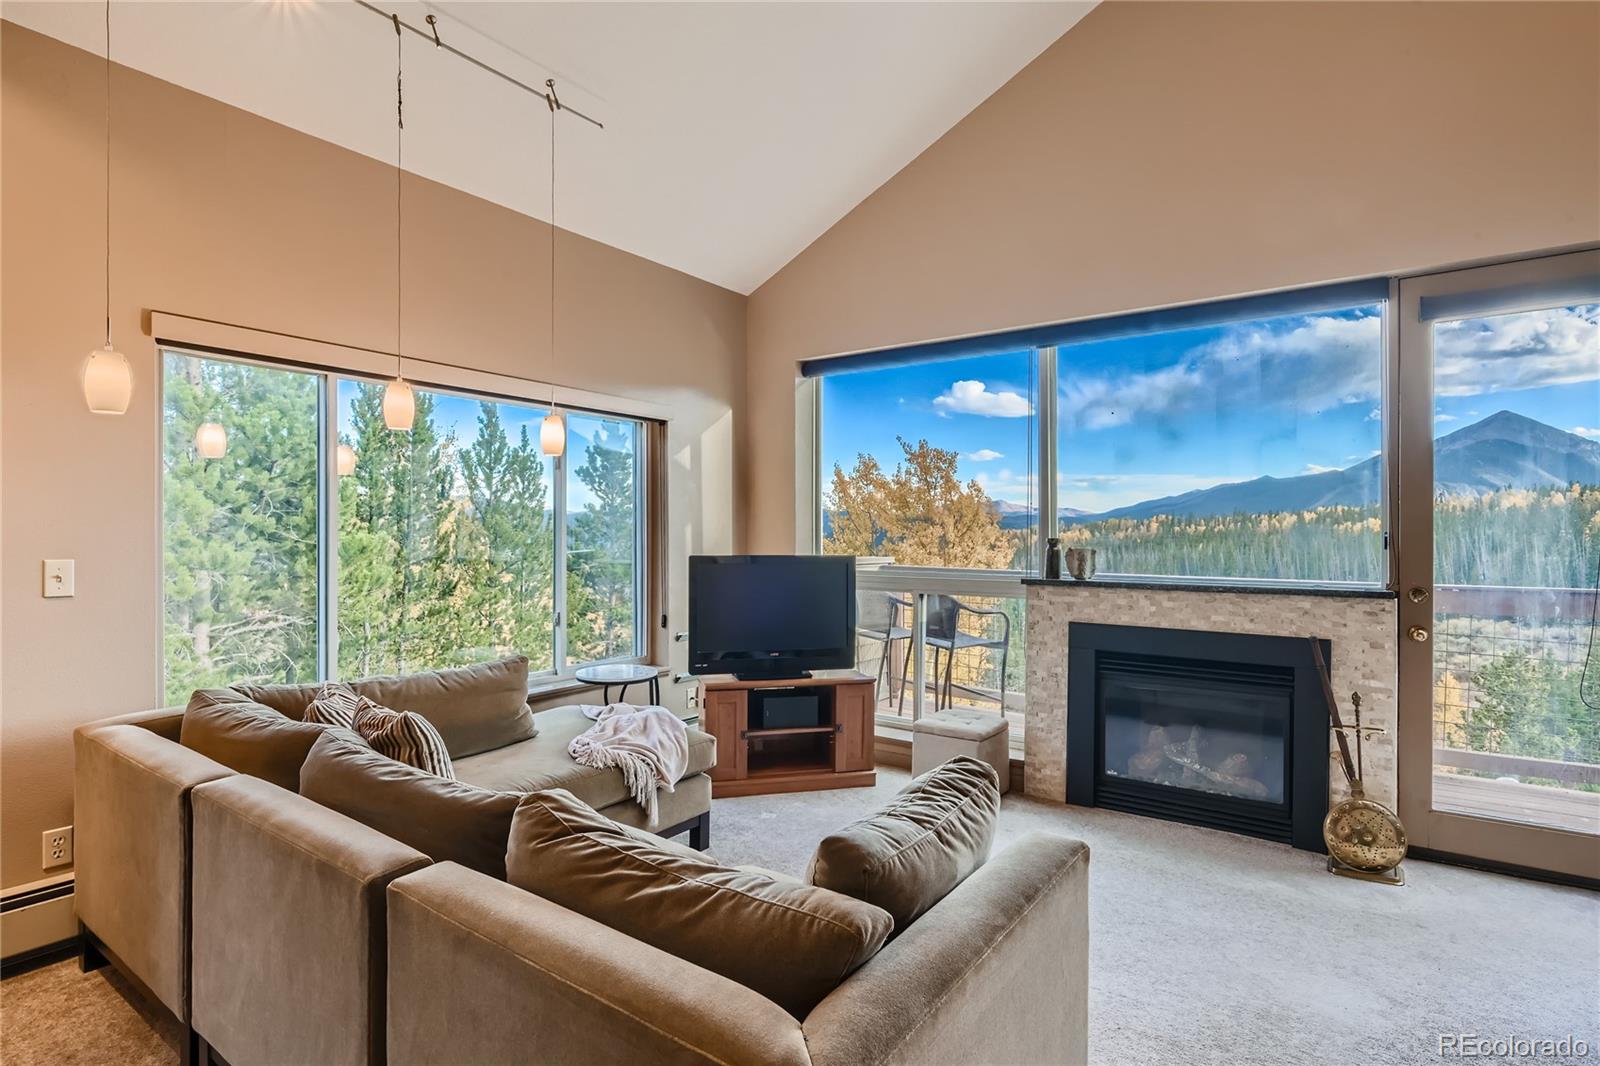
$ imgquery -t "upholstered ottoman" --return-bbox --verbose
[911,709,1011,794]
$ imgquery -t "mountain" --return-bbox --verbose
[996,504,1095,530]
[1061,411,1600,525]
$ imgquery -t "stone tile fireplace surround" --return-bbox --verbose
[1023,578,1399,813]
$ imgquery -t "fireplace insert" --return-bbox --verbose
[1067,623,1329,850]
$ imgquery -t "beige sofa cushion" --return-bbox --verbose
[807,755,999,934]
[179,689,327,792]
[507,789,891,1019]
[236,656,535,759]
[454,705,715,807]
[352,656,534,758]
[300,730,520,879]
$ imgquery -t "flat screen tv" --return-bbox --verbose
[688,555,856,679]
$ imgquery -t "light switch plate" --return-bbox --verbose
[43,559,74,598]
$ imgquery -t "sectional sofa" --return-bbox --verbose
[74,658,1091,1066]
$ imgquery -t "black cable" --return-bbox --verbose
[1580,552,1599,711]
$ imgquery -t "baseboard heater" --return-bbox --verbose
[1,878,77,972]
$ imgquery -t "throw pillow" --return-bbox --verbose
[807,755,999,934]
[300,730,520,878]
[179,688,327,792]
[507,789,892,1019]
[350,656,534,759]
[303,682,363,729]
[354,699,455,779]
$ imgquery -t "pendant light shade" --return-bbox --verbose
[336,443,357,476]
[82,346,132,414]
[540,410,566,457]
[195,422,227,460]
[383,378,415,431]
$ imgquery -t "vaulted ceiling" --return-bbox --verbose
[3,1,1095,293]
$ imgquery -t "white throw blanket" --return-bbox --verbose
[568,703,688,826]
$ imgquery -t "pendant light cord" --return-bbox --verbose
[394,14,404,376]
[548,82,557,407]
[104,0,112,350]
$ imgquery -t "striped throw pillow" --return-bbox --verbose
[353,699,455,780]
[303,683,363,729]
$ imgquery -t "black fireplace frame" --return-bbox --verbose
[1067,622,1330,852]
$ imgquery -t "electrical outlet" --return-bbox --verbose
[684,688,699,710]
[42,826,73,869]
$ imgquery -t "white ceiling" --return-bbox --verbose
[2,1,1093,294]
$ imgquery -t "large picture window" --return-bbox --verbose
[336,380,558,677]
[162,353,321,703]
[162,350,648,701]
[1056,301,1386,583]
[820,349,1038,571]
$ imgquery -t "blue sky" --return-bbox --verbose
[821,303,1599,512]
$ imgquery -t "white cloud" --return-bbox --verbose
[1058,303,1599,433]
[1435,413,1458,423]
[1574,426,1600,439]
[1434,305,1600,397]
[1301,463,1340,475]
[1062,313,1384,430]
[933,380,1032,418]
[965,448,1004,462]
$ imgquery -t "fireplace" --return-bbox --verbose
[1067,623,1329,851]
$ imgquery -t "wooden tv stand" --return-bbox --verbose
[699,671,876,797]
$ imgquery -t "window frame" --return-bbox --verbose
[158,344,654,700]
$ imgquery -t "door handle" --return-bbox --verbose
[1408,625,1429,643]
[1407,586,1430,603]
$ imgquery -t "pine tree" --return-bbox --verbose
[569,421,638,661]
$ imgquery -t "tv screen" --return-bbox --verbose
[689,555,856,678]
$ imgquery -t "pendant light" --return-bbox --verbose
[195,422,227,460]
[382,14,415,432]
[539,78,566,458]
[336,443,358,476]
[83,0,131,415]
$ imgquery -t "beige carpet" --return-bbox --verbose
[1,949,181,1065]
[3,769,1596,1065]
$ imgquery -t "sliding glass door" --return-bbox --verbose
[1395,249,1600,880]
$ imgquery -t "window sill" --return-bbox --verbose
[1021,576,1396,599]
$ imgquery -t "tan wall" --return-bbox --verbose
[746,1,1600,551]
[0,23,745,890]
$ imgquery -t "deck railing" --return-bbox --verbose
[1430,584,1598,791]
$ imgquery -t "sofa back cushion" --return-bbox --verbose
[232,657,533,757]
[300,730,520,879]
[507,789,892,1019]
[229,682,319,721]
[179,689,327,792]
[348,657,533,759]
[807,755,999,934]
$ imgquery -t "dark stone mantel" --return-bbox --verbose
[1023,576,1397,600]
